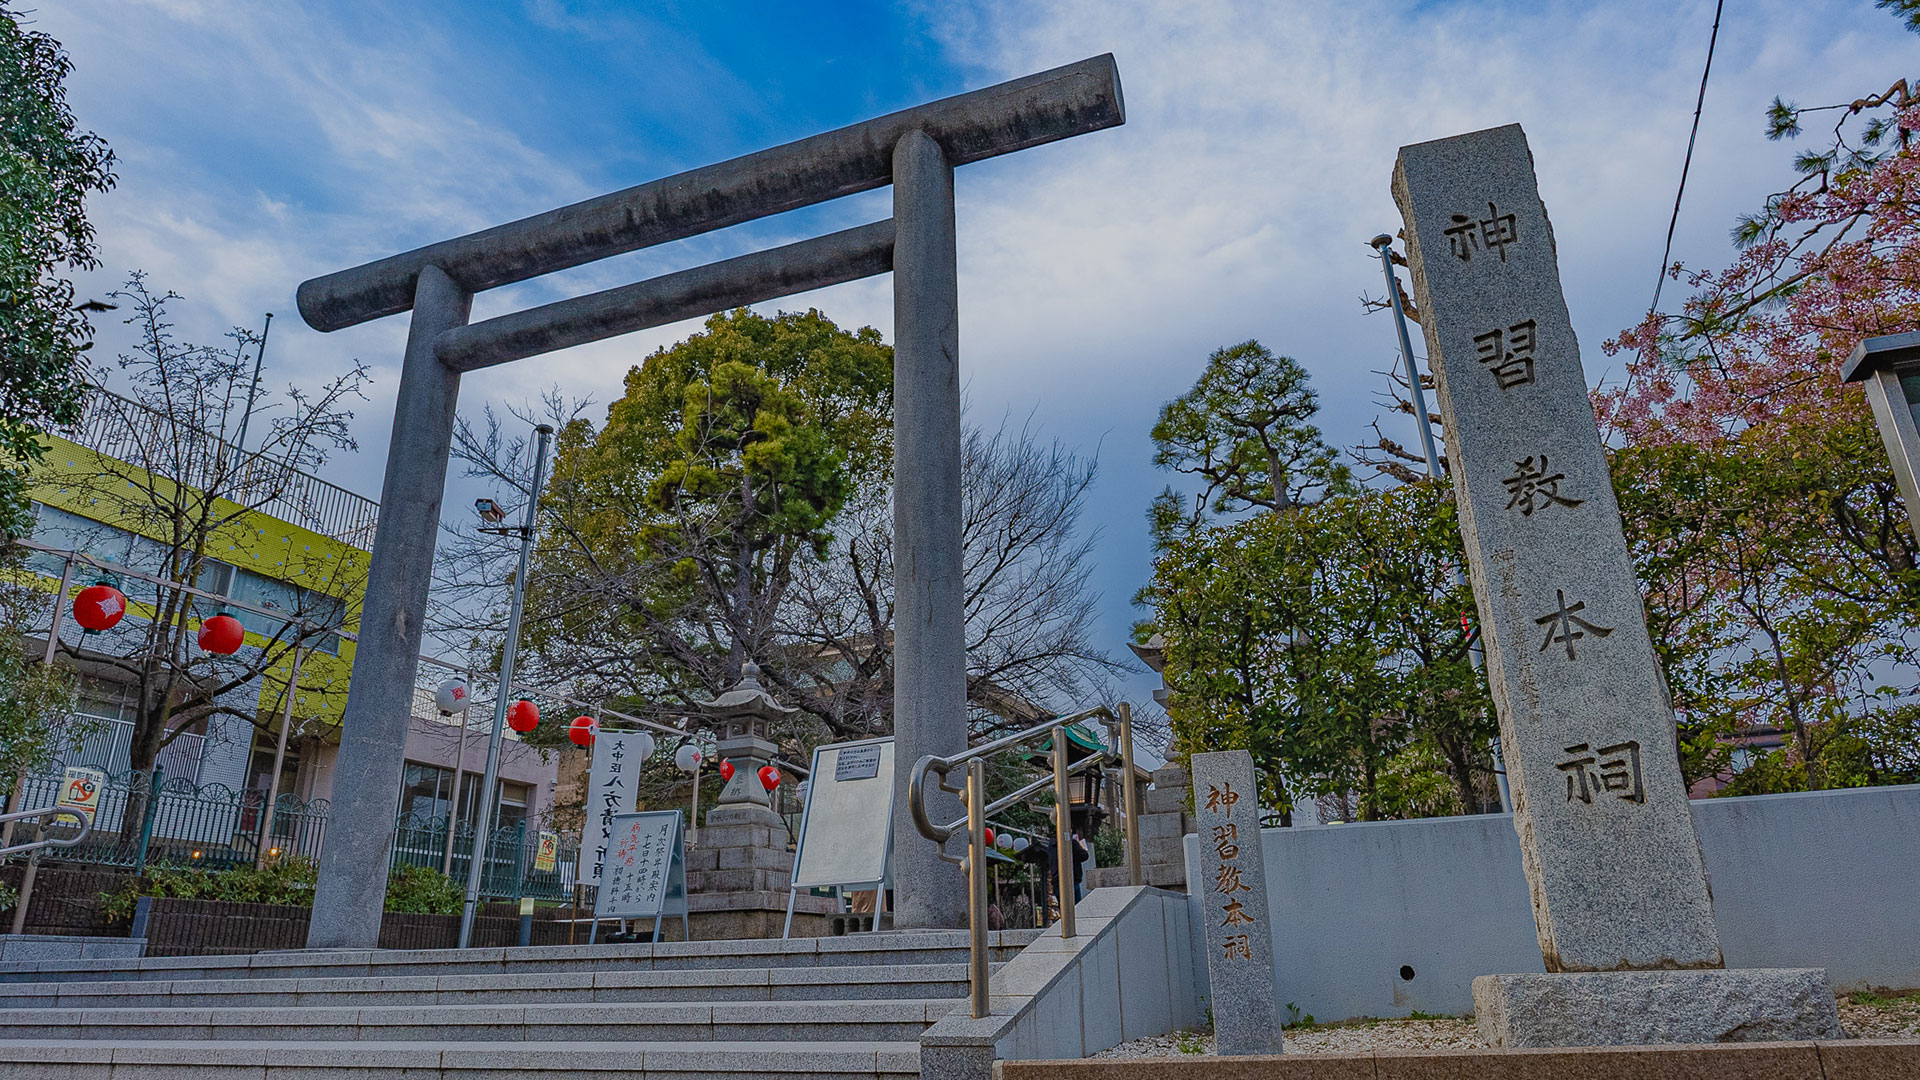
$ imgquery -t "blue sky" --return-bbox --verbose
[31,0,1917,711]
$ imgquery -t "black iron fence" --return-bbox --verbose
[3,770,575,900]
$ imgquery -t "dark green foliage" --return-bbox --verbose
[1147,340,1352,551]
[1875,0,1920,33]
[0,5,115,535]
[101,859,468,921]
[1148,480,1498,819]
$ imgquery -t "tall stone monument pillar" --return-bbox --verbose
[1393,124,1841,1047]
[891,129,969,929]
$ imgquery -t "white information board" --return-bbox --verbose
[789,737,895,890]
[593,810,689,941]
[578,731,647,885]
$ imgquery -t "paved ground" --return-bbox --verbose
[1092,992,1920,1057]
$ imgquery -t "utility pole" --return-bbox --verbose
[1371,235,1512,814]
[232,312,273,454]
[457,423,554,948]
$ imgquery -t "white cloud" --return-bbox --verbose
[30,0,1917,697]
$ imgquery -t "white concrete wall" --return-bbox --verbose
[1184,784,1920,1022]
[921,886,1199,1080]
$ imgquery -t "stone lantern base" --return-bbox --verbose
[684,802,836,939]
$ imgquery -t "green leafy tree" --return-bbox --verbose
[1148,481,1496,819]
[441,308,893,732]
[1599,13,1920,792]
[0,580,82,783]
[0,6,115,536]
[1146,341,1352,550]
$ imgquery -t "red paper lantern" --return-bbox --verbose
[757,765,781,791]
[983,827,996,847]
[568,715,596,747]
[72,583,127,631]
[197,613,244,654]
[718,760,736,782]
[508,700,540,733]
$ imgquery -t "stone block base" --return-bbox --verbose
[0,933,145,962]
[1473,968,1842,1048]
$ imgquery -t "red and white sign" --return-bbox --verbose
[57,767,106,816]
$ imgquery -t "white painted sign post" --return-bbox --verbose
[784,737,895,937]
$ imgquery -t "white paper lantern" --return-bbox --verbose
[632,732,657,761]
[675,743,704,774]
[434,678,470,714]
[995,831,1015,852]
[1011,837,1030,854]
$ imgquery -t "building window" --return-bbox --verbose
[399,762,533,835]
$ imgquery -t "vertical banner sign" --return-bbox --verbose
[578,731,645,886]
[1191,750,1282,1056]
[534,830,559,873]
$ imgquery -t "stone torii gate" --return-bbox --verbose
[297,57,1126,948]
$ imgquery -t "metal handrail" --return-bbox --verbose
[907,701,1141,1018]
[0,805,94,858]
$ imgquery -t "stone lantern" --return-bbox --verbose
[682,662,834,937]
[697,662,795,814]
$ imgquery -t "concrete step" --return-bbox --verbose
[0,962,981,1009]
[0,999,958,1043]
[0,929,1039,986]
[0,1039,922,1077]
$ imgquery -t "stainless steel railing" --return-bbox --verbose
[0,804,94,858]
[907,702,1141,1018]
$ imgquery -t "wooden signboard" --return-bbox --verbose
[784,737,894,936]
[593,810,689,942]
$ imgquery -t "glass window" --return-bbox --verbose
[398,761,455,822]
[27,503,168,576]
[496,782,531,832]
[194,559,234,597]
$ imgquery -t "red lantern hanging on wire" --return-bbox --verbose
[508,700,540,733]
[72,582,127,631]
[718,760,735,782]
[197,612,244,654]
[568,715,596,747]
[984,827,995,847]
[757,765,781,791]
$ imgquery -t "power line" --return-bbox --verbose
[1649,0,1727,315]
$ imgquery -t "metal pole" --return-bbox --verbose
[1052,727,1075,938]
[1371,236,1444,478]
[688,754,701,848]
[9,823,43,933]
[458,423,555,949]
[1370,234,1512,815]
[232,312,274,455]
[1118,703,1141,887]
[966,758,989,1018]
[255,645,305,870]
[443,671,472,876]
[42,554,75,666]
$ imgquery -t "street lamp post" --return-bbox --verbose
[457,422,555,949]
[1841,331,1920,538]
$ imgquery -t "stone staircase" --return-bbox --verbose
[0,929,1037,1078]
